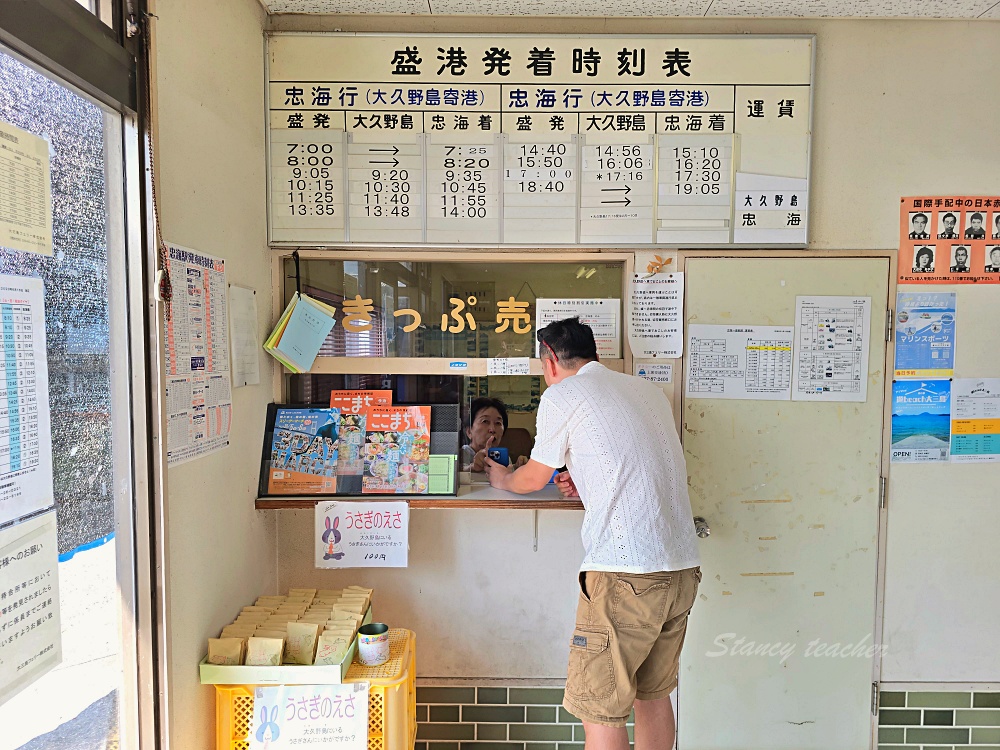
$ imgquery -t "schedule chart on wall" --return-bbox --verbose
[267,34,813,246]
[685,324,794,400]
[0,275,53,527]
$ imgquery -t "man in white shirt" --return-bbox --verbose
[484,317,700,750]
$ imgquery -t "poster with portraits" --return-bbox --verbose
[899,197,1000,284]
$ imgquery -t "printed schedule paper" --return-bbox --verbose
[951,378,1000,463]
[162,243,233,465]
[685,324,794,400]
[0,275,53,526]
[0,120,52,256]
[536,298,621,359]
[792,296,871,403]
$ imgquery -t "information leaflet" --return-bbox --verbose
[685,324,794,400]
[792,296,871,403]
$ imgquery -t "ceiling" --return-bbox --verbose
[260,0,1000,19]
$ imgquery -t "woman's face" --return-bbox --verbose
[466,406,504,451]
[918,253,931,268]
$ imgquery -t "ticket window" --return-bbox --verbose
[278,255,629,498]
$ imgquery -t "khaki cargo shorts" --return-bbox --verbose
[562,567,701,727]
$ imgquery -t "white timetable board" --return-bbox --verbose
[267,34,813,246]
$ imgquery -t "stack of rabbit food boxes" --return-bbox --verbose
[206,586,372,668]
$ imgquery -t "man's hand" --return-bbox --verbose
[484,458,557,494]
[554,470,579,497]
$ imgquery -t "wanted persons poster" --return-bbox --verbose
[899,196,1000,285]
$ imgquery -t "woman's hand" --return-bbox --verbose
[471,434,496,472]
[512,454,529,469]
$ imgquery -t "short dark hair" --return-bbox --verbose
[943,212,957,222]
[912,212,928,223]
[467,397,508,432]
[971,212,984,222]
[536,317,599,364]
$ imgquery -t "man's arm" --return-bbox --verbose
[483,457,554,494]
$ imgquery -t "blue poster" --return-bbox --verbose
[890,380,951,463]
[894,292,956,378]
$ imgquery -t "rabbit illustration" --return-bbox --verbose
[255,704,280,748]
[322,515,344,560]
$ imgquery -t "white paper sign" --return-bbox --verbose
[536,298,621,359]
[316,501,409,568]
[487,357,530,376]
[0,511,61,707]
[792,296,871,403]
[0,275,53,526]
[163,243,233,465]
[733,172,808,245]
[634,362,673,384]
[629,271,684,358]
[686,324,794,400]
[228,285,260,387]
[0,120,52,256]
[249,683,369,750]
[950,378,1000,463]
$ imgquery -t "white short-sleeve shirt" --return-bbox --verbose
[531,361,700,574]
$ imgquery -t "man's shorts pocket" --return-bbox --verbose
[566,626,615,700]
[611,573,670,629]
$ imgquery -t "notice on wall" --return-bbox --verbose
[0,120,52,256]
[163,243,232,465]
[894,292,956,379]
[890,380,951,463]
[315,501,409,568]
[487,357,530,376]
[629,271,683,358]
[685,324,793,400]
[898,196,1000,284]
[950,379,1000,463]
[536,298,621,359]
[792,296,871,403]
[228,285,260,387]
[635,361,673,384]
[0,275,53,527]
[267,34,812,247]
[0,511,61,707]
[249,683,369,750]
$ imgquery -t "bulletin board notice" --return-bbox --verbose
[267,34,813,247]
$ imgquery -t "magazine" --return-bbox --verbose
[362,406,432,494]
[267,408,340,494]
[328,390,393,494]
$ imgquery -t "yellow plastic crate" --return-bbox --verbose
[214,628,416,750]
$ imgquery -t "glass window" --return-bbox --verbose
[0,46,135,748]
[284,258,624,359]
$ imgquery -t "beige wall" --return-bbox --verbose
[270,15,1000,682]
[151,0,275,746]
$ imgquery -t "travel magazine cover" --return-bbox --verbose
[267,407,341,494]
[362,406,432,494]
[329,390,393,494]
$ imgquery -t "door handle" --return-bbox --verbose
[693,516,711,538]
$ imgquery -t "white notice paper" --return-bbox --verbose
[0,275,53,526]
[0,511,61,707]
[634,362,673,384]
[228,285,260,387]
[629,272,684,358]
[163,243,233,465]
[315,501,409,568]
[487,357,530,376]
[250,683,369,750]
[0,120,52,256]
[792,296,871,403]
[686,324,794,400]
[950,379,1000,463]
[536,298,621,359]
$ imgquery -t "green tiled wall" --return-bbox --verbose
[414,685,634,750]
[879,690,1000,750]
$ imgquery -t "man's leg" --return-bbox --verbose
[582,721,630,750]
[633,695,675,750]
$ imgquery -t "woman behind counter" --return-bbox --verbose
[462,397,530,472]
